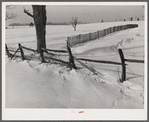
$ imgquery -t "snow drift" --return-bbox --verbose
[5,21,145,108]
[6,59,144,108]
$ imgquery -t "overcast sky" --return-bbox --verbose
[6,5,144,25]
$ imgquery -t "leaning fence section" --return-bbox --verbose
[6,42,144,83]
[67,24,138,46]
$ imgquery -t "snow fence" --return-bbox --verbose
[67,24,138,47]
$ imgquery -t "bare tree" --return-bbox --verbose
[137,17,140,21]
[71,17,78,31]
[6,5,17,21]
[24,5,47,53]
[130,17,133,21]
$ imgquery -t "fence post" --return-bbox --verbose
[109,28,111,34]
[79,34,81,45]
[89,33,91,41]
[104,29,106,36]
[111,27,113,33]
[110,27,112,33]
[5,44,10,58]
[120,25,122,30]
[67,37,72,46]
[113,27,115,32]
[18,43,25,61]
[67,41,77,69]
[97,31,99,38]
[107,28,109,34]
[118,49,126,82]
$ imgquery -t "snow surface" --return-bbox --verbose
[5,21,145,108]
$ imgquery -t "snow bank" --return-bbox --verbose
[5,21,144,109]
[72,21,144,54]
[6,58,144,108]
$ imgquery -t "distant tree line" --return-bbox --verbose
[9,23,30,26]
[100,16,143,23]
[46,22,70,25]
[47,21,88,25]
[9,21,88,26]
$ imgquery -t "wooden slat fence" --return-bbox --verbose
[67,24,138,46]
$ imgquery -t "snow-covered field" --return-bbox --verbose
[5,21,146,109]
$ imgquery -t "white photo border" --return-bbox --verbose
[2,2,148,120]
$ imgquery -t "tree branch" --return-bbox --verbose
[71,21,75,28]
[6,12,17,20]
[23,7,33,18]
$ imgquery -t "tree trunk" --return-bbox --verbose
[32,5,46,53]
[74,26,76,31]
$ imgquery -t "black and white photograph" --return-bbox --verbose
[2,2,147,120]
